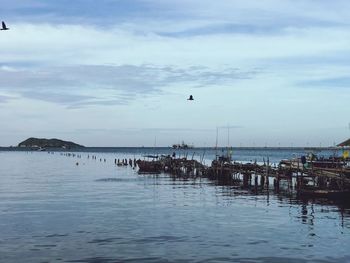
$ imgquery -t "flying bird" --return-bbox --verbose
[1,21,9,30]
[187,95,194,101]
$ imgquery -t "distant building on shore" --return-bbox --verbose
[337,138,350,147]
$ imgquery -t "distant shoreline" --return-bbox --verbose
[0,146,349,151]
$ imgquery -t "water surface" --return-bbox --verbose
[0,150,349,262]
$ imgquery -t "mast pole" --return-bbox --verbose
[215,127,218,160]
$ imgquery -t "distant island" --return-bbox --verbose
[337,138,350,147]
[18,137,84,149]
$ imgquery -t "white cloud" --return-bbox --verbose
[0,64,258,107]
[1,1,350,146]
[1,22,349,69]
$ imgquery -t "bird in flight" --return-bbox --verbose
[187,95,194,101]
[1,21,9,30]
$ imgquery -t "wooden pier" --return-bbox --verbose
[137,155,350,199]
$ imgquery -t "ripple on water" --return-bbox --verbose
[87,237,123,245]
[246,240,269,245]
[34,244,57,248]
[133,235,188,244]
[43,234,69,238]
[67,256,175,263]
[94,178,144,182]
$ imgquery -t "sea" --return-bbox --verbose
[0,147,349,263]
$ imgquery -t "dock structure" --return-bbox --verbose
[137,155,207,177]
[137,154,350,199]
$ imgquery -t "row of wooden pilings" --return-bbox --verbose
[206,163,287,191]
[58,151,350,195]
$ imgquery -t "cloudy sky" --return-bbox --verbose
[0,0,349,147]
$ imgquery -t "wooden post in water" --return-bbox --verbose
[243,173,249,187]
[261,175,265,189]
[266,157,269,188]
[296,158,300,190]
[266,175,269,189]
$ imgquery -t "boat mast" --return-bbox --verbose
[215,127,218,160]
[154,136,157,157]
[227,124,230,148]
[227,124,231,161]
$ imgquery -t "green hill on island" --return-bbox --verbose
[18,137,84,149]
[337,138,350,147]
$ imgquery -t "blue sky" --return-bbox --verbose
[0,0,349,147]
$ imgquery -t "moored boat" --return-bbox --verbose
[137,160,163,174]
[172,141,194,149]
[299,188,350,199]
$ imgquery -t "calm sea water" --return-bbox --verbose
[0,148,350,263]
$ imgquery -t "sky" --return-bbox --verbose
[0,0,349,147]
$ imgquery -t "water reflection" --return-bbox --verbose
[161,173,350,229]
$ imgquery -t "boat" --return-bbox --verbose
[172,141,194,149]
[136,160,163,174]
[280,154,349,170]
[37,147,46,151]
[298,187,350,199]
[142,155,159,159]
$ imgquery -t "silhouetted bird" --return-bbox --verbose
[1,21,9,30]
[187,95,194,101]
